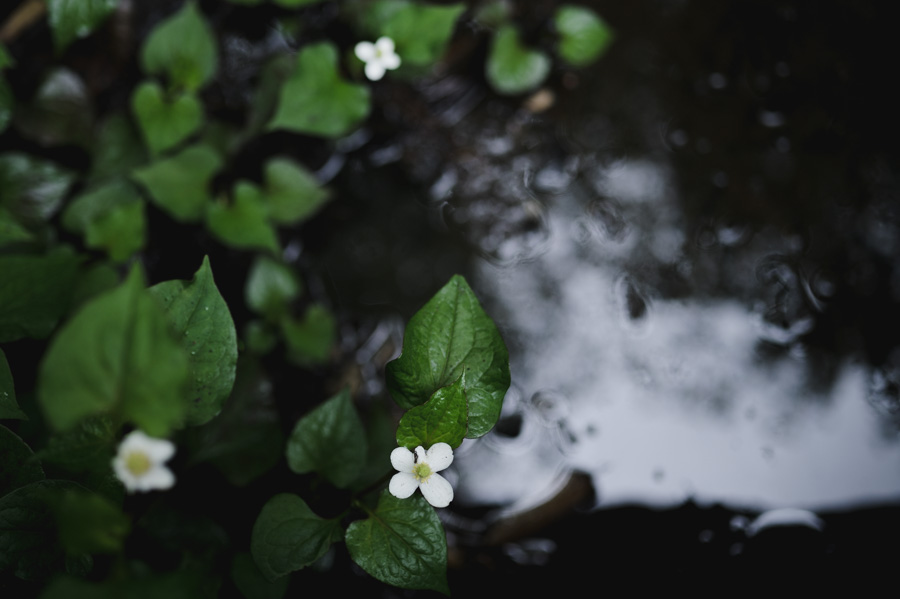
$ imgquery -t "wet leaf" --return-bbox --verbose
[486,25,551,95]
[0,248,81,342]
[361,0,464,67]
[555,5,614,67]
[386,275,510,438]
[263,158,329,225]
[251,493,343,582]
[132,81,203,156]
[231,552,289,599]
[206,182,279,252]
[286,388,366,488]
[62,179,146,261]
[132,144,221,222]
[38,266,190,435]
[345,491,449,595]
[0,153,75,227]
[268,42,370,138]
[140,1,217,91]
[0,479,89,580]
[14,68,92,147]
[47,0,119,52]
[148,256,238,426]
[281,304,335,366]
[0,424,44,496]
[396,375,467,450]
[0,349,27,420]
[245,256,302,321]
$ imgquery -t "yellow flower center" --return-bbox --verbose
[125,451,152,476]
[413,462,432,481]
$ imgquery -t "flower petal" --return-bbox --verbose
[425,442,453,472]
[419,472,453,508]
[138,466,175,491]
[381,52,401,71]
[354,41,376,62]
[375,37,395,55]
[390,446,415,472]
[364,61,386,81]
[143,437,176,462]
[389,472,419,499]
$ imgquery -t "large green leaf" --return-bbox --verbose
[395,374,467,450]
[360,0,464,67]
[0,248,81,342]
[555,5,614,67]
[0,479,90,580]
[132,144,221,222]
[0,348,27,420]
[62,179,146,262]
[268,42,370,138]
[206,182,279,252]
[250,493,343,582]
[262,158,329,225]
[245,256,302,321]
[345,491,449,595]
[47,0,119,52]
[0,424,44,497]
[37,416,117,476]
[140,1,217,91]
[148,256,238,426]
[37,266,190,435]
[485,25,551,95]
[386,275,509,438]
[285,388,366,488]
[131,81,203,156]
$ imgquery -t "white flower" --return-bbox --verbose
[389,443,454,508]
[112,430,176,493]
[354,37,401,81]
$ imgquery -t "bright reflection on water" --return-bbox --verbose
[450,156,900,513]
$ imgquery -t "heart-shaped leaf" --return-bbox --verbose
[132,81,203,156]
[132,144,221,222]
[206,182,279,252]
[140,1,217,91]
[485,25,551,95]
[555,5,614,67]
[396,375,467,450]
[47,0,120,53]
[360,1,464,68]
[262,158,329,225]
[268,42,370,138]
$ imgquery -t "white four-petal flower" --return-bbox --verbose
[354,37,401,81]
[389,442,454,507]
[112,430,176,493]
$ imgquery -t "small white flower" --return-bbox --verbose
[354,37,401,81]
[112,430,176,493]
[389,442,454,508]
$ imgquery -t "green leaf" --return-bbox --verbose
[37,266,190,435]
[251,494,343,582]
[280,304,335,366]
[37,415,117,475]
[396,375,467,450]
[345,491,449,595]
[0,424,44,496]
[88,113,148,185]
[386,275,510,438]
[14,67,92,147]
[285,388,365,488]
[555,5,614,67]
[0,479,88,580]
[62,179,146,261]
[231,552,289,599]
[268,42,370,138]
[245,256,302,321]
[132,144,222,222]
[47,0,119,52]
[0,349,27,420]
[50,488,130,554]
[262,158,330,225]
[0,248,81,342]
[0,153,75,227]
[206,182,279,252]
[362,0,464,67]
[485,25,551,95]
[132,81,204,156]
[148,256,238,426]
[41,572,206,599]
[273,0,326,7]
[0,207,34,246]
[0,44,13,70]
[140,1,217,91]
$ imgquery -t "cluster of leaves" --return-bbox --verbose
[0,0,610,595]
